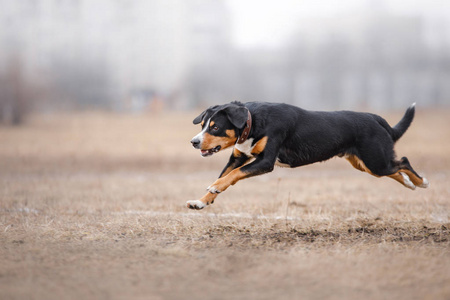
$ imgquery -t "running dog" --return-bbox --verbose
[187,101,428,209]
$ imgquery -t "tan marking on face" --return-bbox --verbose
[201,132,237,151]
[251,136,268,155]
[201,120,204,127]
[226,129,235,139]
[345,155,378,176]
[209,120,215,127]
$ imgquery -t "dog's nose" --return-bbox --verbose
[191,138,200,148]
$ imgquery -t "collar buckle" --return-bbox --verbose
[237,109,252,144]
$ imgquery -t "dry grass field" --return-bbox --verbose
[1,108,450,300]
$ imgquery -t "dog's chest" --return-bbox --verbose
[234,138,254,156]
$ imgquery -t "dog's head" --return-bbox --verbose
[191,102,248,157]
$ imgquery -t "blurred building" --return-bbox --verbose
[229,2,450,110]
[0,0,231,111]
[0,0,449,114]
[285,4,450,110]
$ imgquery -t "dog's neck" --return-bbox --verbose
[237,109,252,144]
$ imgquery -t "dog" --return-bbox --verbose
[187,101,428,210]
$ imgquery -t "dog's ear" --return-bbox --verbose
[223,104,248,128]
[193,110,206,125]
[193,105,221,125]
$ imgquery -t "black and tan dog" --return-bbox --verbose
[187,101,428,209]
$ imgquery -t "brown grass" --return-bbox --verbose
[1,109,450,300]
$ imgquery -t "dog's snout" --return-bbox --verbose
[191,138,200,148]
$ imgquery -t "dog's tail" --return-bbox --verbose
[374,103,415,143]
[391,103,416,142]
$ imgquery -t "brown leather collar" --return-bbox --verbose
[237,109,252,144]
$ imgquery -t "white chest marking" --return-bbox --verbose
[234,138,254,156]
[192,118,211,144]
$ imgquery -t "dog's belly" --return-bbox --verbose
[275,155,305,168]
[275,157,292,168]
[276,146,339,168]
[275,149,301,168]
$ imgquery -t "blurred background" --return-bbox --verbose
[1,0,450,124]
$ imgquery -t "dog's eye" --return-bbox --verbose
[211,125,219,131]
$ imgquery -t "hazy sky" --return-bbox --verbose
[226,0,450,48]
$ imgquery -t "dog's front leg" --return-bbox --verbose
[187,162,258,210]
[219,148,251,178]
[186,192,218,210]
[187,149,250,210]
[207,153,276,194]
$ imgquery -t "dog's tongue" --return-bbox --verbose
[201,149,213,157]
[200,146,220,157]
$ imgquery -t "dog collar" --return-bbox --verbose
[237,109,252,144]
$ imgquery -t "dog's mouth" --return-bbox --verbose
[200,146,221,157]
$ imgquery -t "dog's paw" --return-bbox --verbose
[418,177,429,188]
[207,185,222,194]
[186,200,207,210]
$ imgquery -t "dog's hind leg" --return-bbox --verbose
[387,171,416,190]
[349,153,429,190]
[347,155,421,190]
[346,135,428,190]
[345,154,377,174]
[392,157,429,188]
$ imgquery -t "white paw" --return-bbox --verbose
[400,172,416,190]
[186,200,207,210]
[418,177,429,188]
[207,185,221,194]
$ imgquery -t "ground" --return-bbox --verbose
[0,108,449,300]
